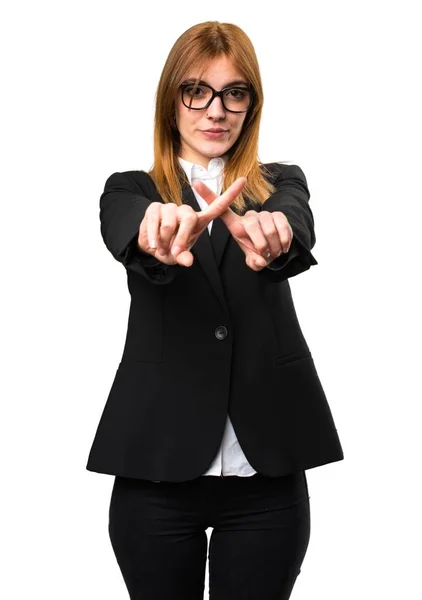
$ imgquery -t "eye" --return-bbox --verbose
[224,87,249,100]
[183,84,207,97]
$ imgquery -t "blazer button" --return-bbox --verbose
[215,325,228,340]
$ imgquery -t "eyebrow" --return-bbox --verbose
[183,78,249,87]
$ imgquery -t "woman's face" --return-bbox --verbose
[175,55,249,168]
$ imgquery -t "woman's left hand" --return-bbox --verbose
[191,179,294,271]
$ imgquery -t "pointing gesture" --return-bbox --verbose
[137,177,247,266]
[191,179,294,271]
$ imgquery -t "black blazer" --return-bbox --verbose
[86,162,344,481]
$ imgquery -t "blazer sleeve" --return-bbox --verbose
[259,163,318,282]
[99,171,178,284]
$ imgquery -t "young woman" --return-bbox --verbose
[86,21,344,600]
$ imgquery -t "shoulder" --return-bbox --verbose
[102,169,159,198]
[260,162,308,187]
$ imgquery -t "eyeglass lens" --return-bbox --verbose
[182,84,251,112]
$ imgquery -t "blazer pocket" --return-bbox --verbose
[273,351,312,367]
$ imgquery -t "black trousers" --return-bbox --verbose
[108,471,311,600]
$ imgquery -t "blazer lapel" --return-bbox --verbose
[181,182,230,315]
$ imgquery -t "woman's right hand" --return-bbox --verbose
[137,177,247,266]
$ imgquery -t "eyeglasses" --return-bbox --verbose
[180,82,253,113]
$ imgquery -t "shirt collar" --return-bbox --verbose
[178,155,226,184]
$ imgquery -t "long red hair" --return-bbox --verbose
[149,21,275,212]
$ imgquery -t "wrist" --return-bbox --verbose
[130,237,163,267]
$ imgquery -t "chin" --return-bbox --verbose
[200,143,231,158]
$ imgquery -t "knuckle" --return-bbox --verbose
[274,213,287,226]
[147,201,161,212]
[181,212,197,225]
[160,221,174,231]
[243,218,256,230]
[255,241,267,252]
[146,206,161,221]
[178,204,194,214]
[262,225,276,237]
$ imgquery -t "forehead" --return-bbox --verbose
[183,55,247,86]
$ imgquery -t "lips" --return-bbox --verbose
[202,128,228,139]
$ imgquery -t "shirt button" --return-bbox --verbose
[215,326,228,340]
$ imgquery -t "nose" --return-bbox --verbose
[206,95,226,119]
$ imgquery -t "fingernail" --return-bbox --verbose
[149,239,157,249]
[172,245,181,256]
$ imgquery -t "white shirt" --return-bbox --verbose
[178,156,258,478]
[178,155,224,234]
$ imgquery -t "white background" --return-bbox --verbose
[2,1,421,598]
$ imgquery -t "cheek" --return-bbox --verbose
[231,116,247,139]
[175,108,184,131]
[176,108,200,134]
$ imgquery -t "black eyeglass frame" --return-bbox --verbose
[179,82,254,113]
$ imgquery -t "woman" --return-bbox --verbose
[86,21,344,600]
